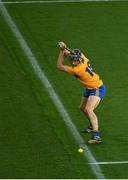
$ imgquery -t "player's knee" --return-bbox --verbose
[84,106,92,115]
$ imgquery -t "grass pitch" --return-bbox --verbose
[0,0,128,178]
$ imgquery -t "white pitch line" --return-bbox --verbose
[0,1,105,179]
[0,0,126,4]
[89,161,128,165]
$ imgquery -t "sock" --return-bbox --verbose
[93,131,100,137]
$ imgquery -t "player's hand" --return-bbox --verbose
[58,42,66,50]
[63,49,70,56]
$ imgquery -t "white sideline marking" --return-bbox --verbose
[0,1,105,179]
[0,0,125,4]
[89,161,128,165]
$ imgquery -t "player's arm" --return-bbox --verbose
[57,42,70,72]
[57,50,69,72]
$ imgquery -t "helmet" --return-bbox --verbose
[68,49,81,61]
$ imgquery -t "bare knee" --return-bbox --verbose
[79,104,91,115]
[84,106,93,116]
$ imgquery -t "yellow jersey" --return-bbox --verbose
[66,53,103,89]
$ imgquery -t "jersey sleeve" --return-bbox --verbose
[66,66,75,75]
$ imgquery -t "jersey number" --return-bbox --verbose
[85,61,94,76]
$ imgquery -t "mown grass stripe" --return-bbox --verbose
[0,1,105,179]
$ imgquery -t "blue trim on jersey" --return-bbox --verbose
[83,84,106,99]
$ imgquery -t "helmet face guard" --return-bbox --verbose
[68,49,81,61]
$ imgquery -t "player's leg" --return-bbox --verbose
[80,95,101,143]
[80,85,106,143]
[84,96,101,132]
[79,97,93,133]
[80,87,98,133]
[85,95,101,144]
[79,97,88,117]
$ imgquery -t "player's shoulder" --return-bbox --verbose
[66,65,75,75]
[80,53,89,64]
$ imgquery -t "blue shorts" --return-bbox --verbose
[83,84,106,99]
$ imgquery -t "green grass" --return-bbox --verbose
[0,0,128,178]
[0,32,80,179]
[0,4,95,179]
